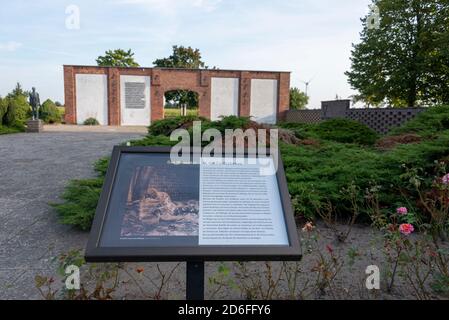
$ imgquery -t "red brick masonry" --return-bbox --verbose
[63,65,290,125]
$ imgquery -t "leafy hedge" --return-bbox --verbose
[53,108,449,229]
[83,118,100,126]
[40,99,61,124]
[1,96,29,128]
[0,96,28,133]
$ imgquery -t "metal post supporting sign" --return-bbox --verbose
[186,261,205,300]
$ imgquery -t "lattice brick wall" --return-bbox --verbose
[281,106,426,134]
[346,108,425,134]
[282,109,322,124]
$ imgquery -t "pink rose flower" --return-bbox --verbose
[442,174,449,185]
[399,223,414,235]
[396,207,408,215]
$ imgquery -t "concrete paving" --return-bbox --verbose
[43,124,148,134]
[0,131,145,299]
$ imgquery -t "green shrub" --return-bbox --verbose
[39,99,61,124]
[92,157,110,177]
[83,118,100,126]
[0,97,26,133]
[128,135,177,147]
[313,119,378,145]
[389,105,449,137]
[52,178,104,230]
[52,157,107,230]
[53,106,449,230]
[281,140,390,219]
[3,96,30,126]
[203,116,252,134]
[279,119,378,145]
[148,115,255,137]
[57,107,65,122]
[0,97,7,124]
[278,122,318,140]
[148,115,208,136]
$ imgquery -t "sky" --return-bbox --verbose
[0,0,372,109]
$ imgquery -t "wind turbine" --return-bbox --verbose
[300,75,315,97]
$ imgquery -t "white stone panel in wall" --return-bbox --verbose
[211,77,239,121]
[75,74,108,125]
[120,75,151,126]
[250,79,278,124]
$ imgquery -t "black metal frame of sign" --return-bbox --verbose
[85,146,302,300]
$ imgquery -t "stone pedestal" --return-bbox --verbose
[26,119,44,133]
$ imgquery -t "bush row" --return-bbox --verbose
[0,95,29,130]
[40,99,63,124]
[0,95,64,130]
[53,107,449,229]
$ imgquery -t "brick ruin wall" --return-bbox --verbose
[64,65,291,126]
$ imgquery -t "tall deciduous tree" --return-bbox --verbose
[96,49,140,67]
[153,46,208,108]
[289,87,309,109]
[153,45,206,69]
[346,0,449,107]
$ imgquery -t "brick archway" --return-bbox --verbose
[161,88,202,118]
[150,70,211,122]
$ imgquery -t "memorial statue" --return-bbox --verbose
[29,87,40,120]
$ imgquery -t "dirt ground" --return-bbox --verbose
[33,221,447,300]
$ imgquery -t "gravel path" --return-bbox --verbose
[0,131,144,299]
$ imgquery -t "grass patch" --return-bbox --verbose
[0,124,24,135]
[164,108,199,118]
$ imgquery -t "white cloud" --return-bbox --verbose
[115,0,222,14]
[0,41,22,52]
[192,0,222,11]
